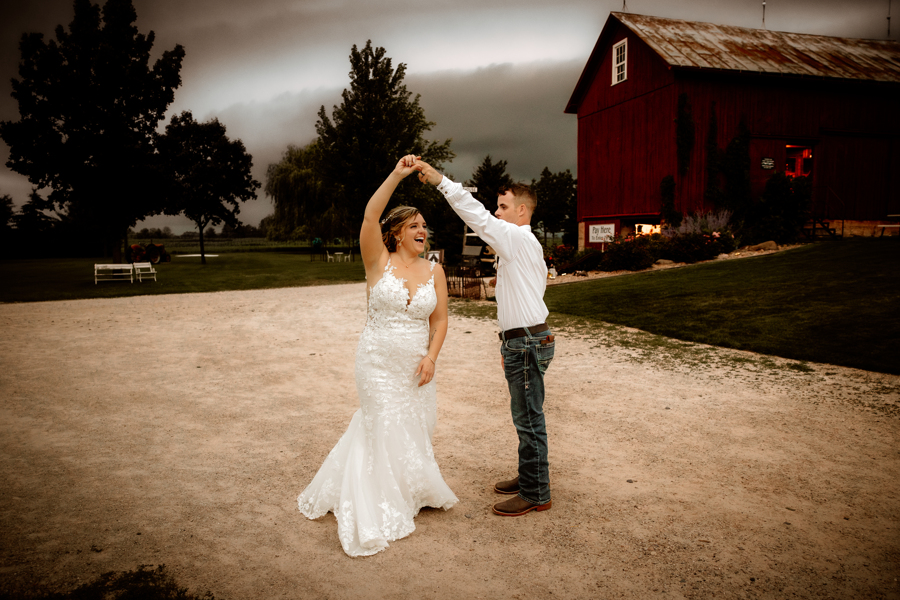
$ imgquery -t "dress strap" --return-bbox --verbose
[429,259,437,272]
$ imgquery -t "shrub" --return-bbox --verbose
[600,236,657,271]
[670,209,733,236]
[746,173,811,244]
[551,244,576,264]
[661,231,736,263]
[558,248,603,272]
[662,233,715,263]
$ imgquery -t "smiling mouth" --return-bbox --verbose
[414,236,425,244]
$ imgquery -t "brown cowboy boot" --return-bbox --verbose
[492,495,552,517]
[493,476,519,495]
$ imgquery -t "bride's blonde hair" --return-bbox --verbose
[381,206,429,253]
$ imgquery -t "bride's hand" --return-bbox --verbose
[415,355,435,386]
[395,154,421,179]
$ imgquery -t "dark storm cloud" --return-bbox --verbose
[409,61,583,183]
[188,59,582,226]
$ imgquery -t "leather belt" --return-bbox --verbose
[499,323,549,341]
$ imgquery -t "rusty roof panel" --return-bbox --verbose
[614,12,900,82]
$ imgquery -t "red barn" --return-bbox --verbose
[565,12,900,248]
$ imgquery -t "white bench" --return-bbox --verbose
[133,262,157,282]
[94,264,133,284]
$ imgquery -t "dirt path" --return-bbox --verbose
[1,284,898,599]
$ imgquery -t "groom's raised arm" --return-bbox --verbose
[415,161,516,259]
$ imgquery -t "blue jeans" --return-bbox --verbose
[500,328,554,505]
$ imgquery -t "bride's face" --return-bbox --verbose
[397,214,428,254]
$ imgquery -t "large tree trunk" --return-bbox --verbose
[197,220,206,265]
[111,234,123,264]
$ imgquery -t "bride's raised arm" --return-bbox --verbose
[359,155,420,269]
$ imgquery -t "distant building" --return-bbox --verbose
[565,12,900,248]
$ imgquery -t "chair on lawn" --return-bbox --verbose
[326,251,335,262]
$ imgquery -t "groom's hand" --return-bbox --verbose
[413,160,442,186]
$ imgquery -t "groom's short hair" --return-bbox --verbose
[500,183,537,213]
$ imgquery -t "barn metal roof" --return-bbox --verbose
[615,12,900,83]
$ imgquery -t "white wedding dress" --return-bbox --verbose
[297,258,458,556]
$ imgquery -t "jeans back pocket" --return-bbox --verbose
[535,340,554,374]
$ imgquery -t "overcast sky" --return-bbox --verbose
[1,0,895,231]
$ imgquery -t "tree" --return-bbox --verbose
[749,173,811,244]
[315,41,454,238]
[719,117,752,223]
[0,0,184,262]
[0,195,14,244]
[675,93,695,178]
[258,214,275,239]
[703,101,721,208]
[9,190,62,256]
[533,167,577,245]
[160,111,260,264]
[264,142,327,240]
[466,156,513,214]
[659,175,681,228]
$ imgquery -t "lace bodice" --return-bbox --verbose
[367,259,437,323]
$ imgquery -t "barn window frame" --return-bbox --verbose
[612,39,627,85]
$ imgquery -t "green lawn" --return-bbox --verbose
[545,239,900,374]
[3,240,898,374]
[0,253,365,303]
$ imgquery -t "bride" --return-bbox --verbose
[297,155,458,556]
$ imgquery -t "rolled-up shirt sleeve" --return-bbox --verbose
[436,176,518,260]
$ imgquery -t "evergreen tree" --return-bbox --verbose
[0,0,184,262]
[315,41,454,238]
[466,156,513,213]
[703,101,721,209]
[533,168,577,245]
[720,117,753,223]
[0,195,14,239]
[659,175,681,228]
[675,93,695,178]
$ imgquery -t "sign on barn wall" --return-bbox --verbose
[589,223,615,243]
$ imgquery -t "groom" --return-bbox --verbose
[414,160,555,517]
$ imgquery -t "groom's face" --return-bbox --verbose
[495,191,524,225]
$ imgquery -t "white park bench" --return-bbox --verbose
[94,263,133,284]
[133,262,157,282]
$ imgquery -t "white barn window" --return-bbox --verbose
[612,39,627,85]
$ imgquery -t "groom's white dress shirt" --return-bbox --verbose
[436,176,549,333]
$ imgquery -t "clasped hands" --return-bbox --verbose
[396,155,442,186]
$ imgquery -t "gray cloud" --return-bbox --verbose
[168,59,582,228]
[409,61,582,183]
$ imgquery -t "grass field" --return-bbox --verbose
[128,236,318,254]
[3,240,898,374]
[544,239,900,374]
[0,253,365,303]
